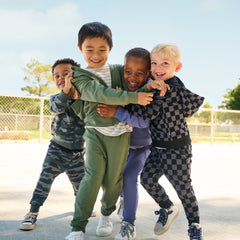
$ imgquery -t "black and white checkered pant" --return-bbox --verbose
[140,144,199,224]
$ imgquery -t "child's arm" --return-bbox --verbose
[127,86,204,120]
[50,91,69,114]
[69,71,153,106]
[97,104,149,128]
[180,87,205,117]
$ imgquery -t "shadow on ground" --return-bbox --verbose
[0,195,240,240]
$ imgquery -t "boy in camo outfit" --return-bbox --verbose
[20,58,85,231]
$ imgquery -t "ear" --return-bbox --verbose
[78,44,83,53]
[175,62,182,72]
[109,45,113,52]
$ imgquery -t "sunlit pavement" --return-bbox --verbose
[0,142,240,240]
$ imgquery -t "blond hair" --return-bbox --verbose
[151,44,181,63]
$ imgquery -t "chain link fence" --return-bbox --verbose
[0,95,240,142]
[0,95,52,141]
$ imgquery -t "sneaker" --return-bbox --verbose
[188,223,203,240]
[154,205,180,235]
[96,214,113,237]
[114,221,136,240]
[117,197,124,220]
[65,231,84,240]
[19,212,38,231]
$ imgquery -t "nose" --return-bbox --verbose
[92,51,100,59]
[129,73,137,81]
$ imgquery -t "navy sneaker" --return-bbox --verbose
[188,223,203,240]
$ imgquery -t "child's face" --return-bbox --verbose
[150,52,182,81]
[53,63,72,90]
[79,37,112,69]
[123,56,150,91]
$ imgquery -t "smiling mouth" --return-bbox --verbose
[59,82,65,87]
[155,73,165,78]
[91,59,102,64]
[128,81,137,87]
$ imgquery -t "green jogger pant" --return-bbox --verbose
[71,128,130,232]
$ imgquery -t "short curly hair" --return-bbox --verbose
[52,58,80,74]
[125,47,151,70]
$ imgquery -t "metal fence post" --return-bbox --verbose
[210,109,214,144]
[39,98,44,143]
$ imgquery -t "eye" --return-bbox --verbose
[55,75,60,79]
[151,62,156,65]
[125,70,131,75]
[100,49,106,52]
[64,72,69,76]
[136,72,144,76]
[163,62,168,65]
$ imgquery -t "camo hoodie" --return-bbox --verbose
[50,91,85,150]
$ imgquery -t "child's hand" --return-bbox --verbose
[137,92,153,105]
[70,91,80,100]
[146,80,170,96]
[63,72,73,94]
[116,86,122,91]
[97,104,118,117]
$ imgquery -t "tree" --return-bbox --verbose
[220,80,240,110]
[21,59,58,97]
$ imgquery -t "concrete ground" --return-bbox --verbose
[0,141,240,240]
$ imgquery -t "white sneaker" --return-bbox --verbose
[19,212,38,231]
[96,214,113,237]
[117,197,124,220]
[65,231,84,240]
[154,205,180,235]
[114,221,136,240]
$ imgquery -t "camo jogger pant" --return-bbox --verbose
[140,144,200,225]
[30,141,85,212]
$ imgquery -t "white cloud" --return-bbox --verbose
[0,2,82,48]
[0,2,84,95]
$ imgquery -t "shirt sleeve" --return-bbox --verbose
[50,91,69,114]
[71,74,137,105]
[179,87,205,118]
[126,93,163,121]
[114,106,149,128]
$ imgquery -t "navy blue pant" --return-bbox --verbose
[122,146,150,225]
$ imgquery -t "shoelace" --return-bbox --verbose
[188,225,202,240]
[23,213,37,223]
[120,222,134,240]
[155,208,173,226]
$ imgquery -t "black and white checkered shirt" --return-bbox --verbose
[126,84,204,148]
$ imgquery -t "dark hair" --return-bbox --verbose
[78,22,113,49]
[52,58,80,74]
[125,47,151,70]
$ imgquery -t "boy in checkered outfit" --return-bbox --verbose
[126,44,204,240]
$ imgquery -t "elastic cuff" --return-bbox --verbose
[30,204,40,212]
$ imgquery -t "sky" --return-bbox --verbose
[0,0,240,107]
